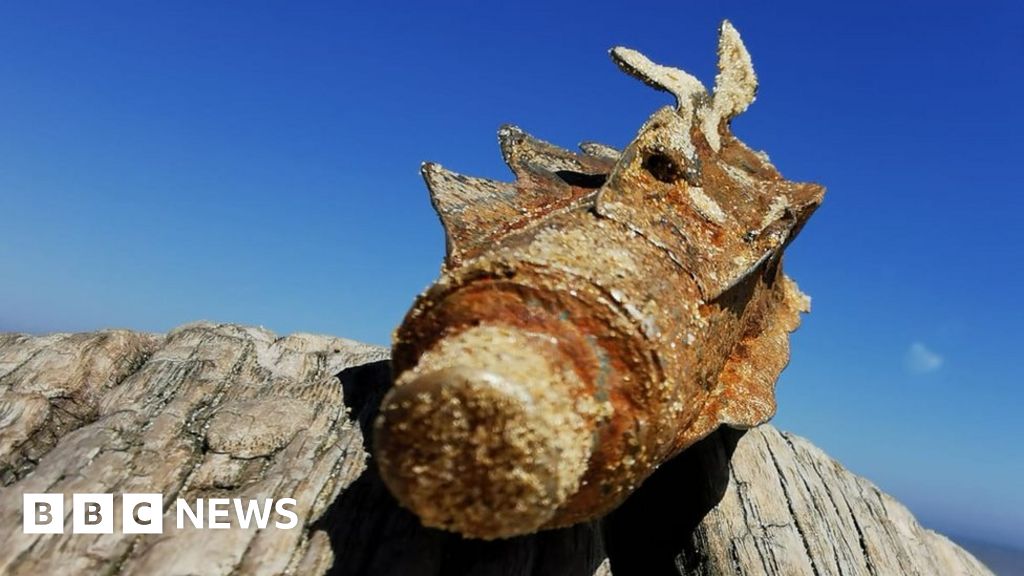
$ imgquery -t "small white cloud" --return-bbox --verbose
[905,342,944,374]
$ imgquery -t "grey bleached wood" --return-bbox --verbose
[677,428,993,575]
[0,323,991,576]
[0,323,386,575]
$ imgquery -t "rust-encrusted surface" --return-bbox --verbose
[375,21,825,540]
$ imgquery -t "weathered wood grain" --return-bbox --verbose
[0,323,992,575]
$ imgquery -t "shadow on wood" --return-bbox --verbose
[312,360,609,576]
[603,426,745,575]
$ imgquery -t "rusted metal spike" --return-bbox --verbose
[713,19,758,121]
[420,162,521,266]
[377,21,824,540]
[703,19,759,151]
[425,127,619,268]
[499,125,601,175]
[498,125,617,192]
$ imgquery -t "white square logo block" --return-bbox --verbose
[23,493,64,534]
[123,493,164,534]
[73,493,114,534]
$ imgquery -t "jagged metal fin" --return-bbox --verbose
[579,141,621,161]
[716,275,808,428]
[669,273,809,447]
[713,177,825,296]
[498,125,615,184]
[421,162,522,267]
[423,145,600,267]
[609,46,707,118]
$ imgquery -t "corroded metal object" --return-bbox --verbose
[374,21,824,540]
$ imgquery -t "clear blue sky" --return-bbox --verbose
[2,1,1021,550]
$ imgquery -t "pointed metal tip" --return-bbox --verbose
[713,18,757,120]
[794,182,826,207]
[497,124,524,145]
[497,124,526,170]
[608,46,649,79]
[421,163,464,196]
[579,141,621,161]
[420,161,440,176]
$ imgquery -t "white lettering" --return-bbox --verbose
[233,498,273,529]
[176,498,204,529]
[24,493,301,533]
[23,494,63,534]
[73,493,113,534]
[208,498,231,529]
[274,498,298,529]
[124,493,163,534]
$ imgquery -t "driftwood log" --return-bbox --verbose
[0,323,992,575]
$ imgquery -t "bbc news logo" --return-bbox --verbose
[23,493,299,534]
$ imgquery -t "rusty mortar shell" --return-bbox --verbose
[374,20,825,540]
